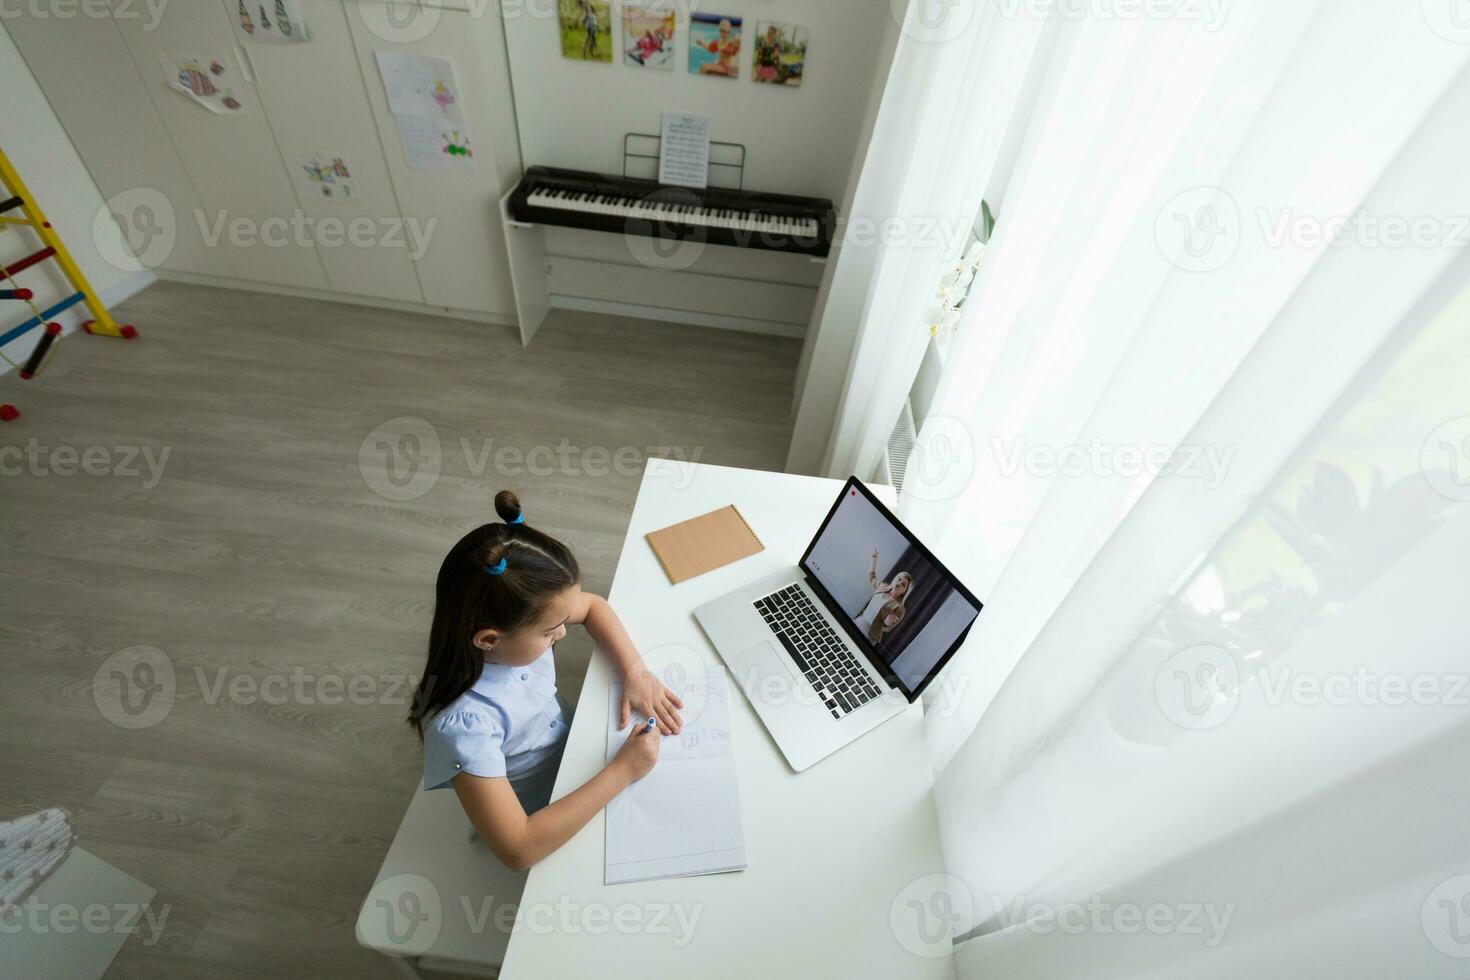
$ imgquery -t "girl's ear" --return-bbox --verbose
[472,627,499,652]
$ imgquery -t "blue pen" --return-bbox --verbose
[643,716,657,733]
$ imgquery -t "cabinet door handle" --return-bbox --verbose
[234,44,259,85]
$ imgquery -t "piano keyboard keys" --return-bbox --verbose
[524,188,820,238]
[510,167,834,256]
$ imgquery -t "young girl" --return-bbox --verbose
[408,491,684,872]
[753,25,782,83]
[631,28,665,66]
[581,1,601,60]
[699,19,741,77]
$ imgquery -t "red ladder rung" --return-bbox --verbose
[3,246,56,279]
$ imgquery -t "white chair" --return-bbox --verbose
[356,786,528,978]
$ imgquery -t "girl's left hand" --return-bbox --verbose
[620,669,684,735]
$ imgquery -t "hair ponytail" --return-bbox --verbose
[408,491,580,737]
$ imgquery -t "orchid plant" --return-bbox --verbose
[924,200,994,342]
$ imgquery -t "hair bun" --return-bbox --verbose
[494,490,523,524]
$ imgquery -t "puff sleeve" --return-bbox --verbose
[423,707,507,790]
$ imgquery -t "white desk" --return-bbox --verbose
[500,460,955,980]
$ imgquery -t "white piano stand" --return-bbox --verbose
[500,186,553,347]
[498,186,826,348]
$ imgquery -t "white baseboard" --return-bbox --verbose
[157,265,811,340]
[153,270,521,327]
[102,269,158,312]
[548,295,807,338]
[1,265,809,383]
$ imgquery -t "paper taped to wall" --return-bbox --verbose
[375,52,476,172]
[394,114,476,171]
[376,52,465,121]
[160,53,245,114]
[605,663,746,884]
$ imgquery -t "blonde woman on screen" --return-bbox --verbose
[854,549,911,646]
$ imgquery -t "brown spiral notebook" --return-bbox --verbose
[645,505,764,584]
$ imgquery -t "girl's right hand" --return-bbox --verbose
[613,723,661,783]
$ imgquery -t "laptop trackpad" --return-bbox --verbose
[740,638,805,688]
[739,637,779,667]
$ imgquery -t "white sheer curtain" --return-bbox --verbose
[815,0,1051,478]
[888,0,1470,973]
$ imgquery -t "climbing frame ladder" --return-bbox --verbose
[0,146,137,421]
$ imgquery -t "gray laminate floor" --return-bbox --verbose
[0,281,799,978]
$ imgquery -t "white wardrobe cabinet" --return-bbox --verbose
[2,7,232,279]
[6,0,523,317]
[217,0,424,304]
[342,1,520,316]
[110,0,330,290]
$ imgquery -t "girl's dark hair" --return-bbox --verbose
[408,490,579,737]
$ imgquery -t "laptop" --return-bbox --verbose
[694,477,984,771]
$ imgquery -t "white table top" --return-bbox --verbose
[500,460,955,980]
[0,849,157,979]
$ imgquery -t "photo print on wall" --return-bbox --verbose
[561,0,614,63]
[753,21,807,88]
[623,0,677,70]
[689,12,742,78]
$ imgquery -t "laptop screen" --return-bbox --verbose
[800,480,983,700]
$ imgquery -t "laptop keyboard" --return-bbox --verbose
[754,584,883,719]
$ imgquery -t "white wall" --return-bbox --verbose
[0,23,152,376]
[502,1,890,201]
[499,1,891,333]
[786,8,903,474]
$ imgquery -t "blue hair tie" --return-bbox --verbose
[509,514,524,525]
[484,557,508,575]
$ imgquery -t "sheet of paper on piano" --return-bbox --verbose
[659,110,711,189]
[604,662,747,884]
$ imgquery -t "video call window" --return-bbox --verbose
[804,487,980,693]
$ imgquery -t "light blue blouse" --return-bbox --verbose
[422,646,568,790]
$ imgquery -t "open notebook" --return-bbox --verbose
[604,664,747,884]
